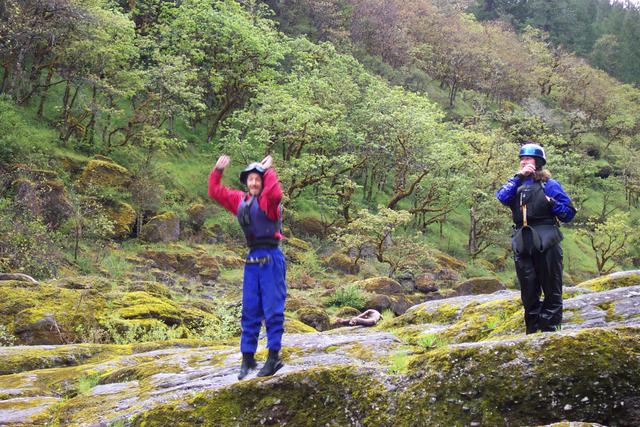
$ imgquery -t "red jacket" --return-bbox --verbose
[208,167,283,239]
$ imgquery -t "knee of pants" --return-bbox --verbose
[265,311,284,330]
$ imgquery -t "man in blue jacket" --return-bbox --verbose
[496,143,576,334]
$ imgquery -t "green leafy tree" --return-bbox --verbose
[578,212,637,275]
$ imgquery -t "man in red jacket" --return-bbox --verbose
[208,154,286,379]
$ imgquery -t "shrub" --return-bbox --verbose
[325,284,368,310]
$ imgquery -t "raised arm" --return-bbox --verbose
[544,179,577,223]
[258,155,283,221]
[208,155,244,215]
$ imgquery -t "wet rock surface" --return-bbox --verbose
[1,276,640,426]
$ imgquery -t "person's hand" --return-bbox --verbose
[215,155,231,170]
[260,155,273,170]
[518,163,536,176]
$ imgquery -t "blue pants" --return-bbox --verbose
[240,247,287,353]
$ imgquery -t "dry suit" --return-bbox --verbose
[496,175,576,333]
[208,167,286,353]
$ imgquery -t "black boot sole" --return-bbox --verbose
[256,360,284,377]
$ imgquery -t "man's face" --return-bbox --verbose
[247,173,263,196]
[519,156,536,170]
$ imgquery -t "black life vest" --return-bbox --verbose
[509,181,562,255]
[236,195,282,249]
[509,181,555,228]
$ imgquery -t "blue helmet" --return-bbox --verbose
[519,143,546,166]
[239,162,265,185]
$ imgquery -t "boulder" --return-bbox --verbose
[101,199,136,239]
[577,270,640,292]
[365,293,412,315]
[140,212,181,243]
[12,176,72,229]
[324,252,359,274]
[77,158,130,190]
[296,307,330,331]
[290,216,326,239]
[185,203,207,232]
[454,276,506,296]
[356,277,404,295]
[415,272,439,293]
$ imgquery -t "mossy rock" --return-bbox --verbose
[284,236,312,252]
[414,273,439,293]
[131,366,392,426]
[395,327,640,426]
[284,317,317,333]
[114,291,182,325]
[140,212,181,243]
[324,252,359,274]
[186,203,207,232]
[126,281,172,299]
[577,270,640,292]
[356,277,404,295]
[453,276,506,296]
[0,280,107,345]
[77,158,131,189]
[290,216,326,238]
[12,176,72,229]
[101,199,136,239]
[334,306,361,318]
[296,307,330,332]
[433,250,466,270]
[365,293,412,316]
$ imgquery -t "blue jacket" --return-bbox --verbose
[496,176,576,223]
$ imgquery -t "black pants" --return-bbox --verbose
[514,243,563,334]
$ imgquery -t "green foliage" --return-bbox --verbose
[0,324,17,346]
[387,351,409,375]
[577,212,637,275]
[191,298,241,341]
[100,252,132,279]
[101,316,184,345]
[325,284,368,310]
[417,333,447,350]
[77,373,101,395]
[0,198,63,279]
[0,97,55,164]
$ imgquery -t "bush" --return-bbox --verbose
[0,198,63,279]
[325,284,368,310]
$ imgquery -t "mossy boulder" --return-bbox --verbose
[395,327,640,426]
[132,366,392,426]
[284,317,317,333]
[356,277,404,295]
[186,203,207,232]
[77,158,130,189]
[453,276,506,296]
[140,212,181,243]
[12,176,72,229]
[114,291,182,325]
[433,250,466,270]
[290,216,326,238]
[101,199,136,239]
[141,250,221,284]
[415,272,439,293]
[366,293,413,315]
[0,280,107,345]
[296,307,330,331]
[324,252,359,274]
[577,270,640,292]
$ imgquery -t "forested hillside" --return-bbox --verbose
[2,1,640,424]
[3,0,638,281]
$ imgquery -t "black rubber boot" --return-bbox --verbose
[257,349,284,377]
[238,352,257,380]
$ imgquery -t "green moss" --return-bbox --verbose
[78,159,130,189]
[284,317,317,333]
[131,366,392,426]
[577,272,640,291]
[115,291,182,325]
[396,327,640,426]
